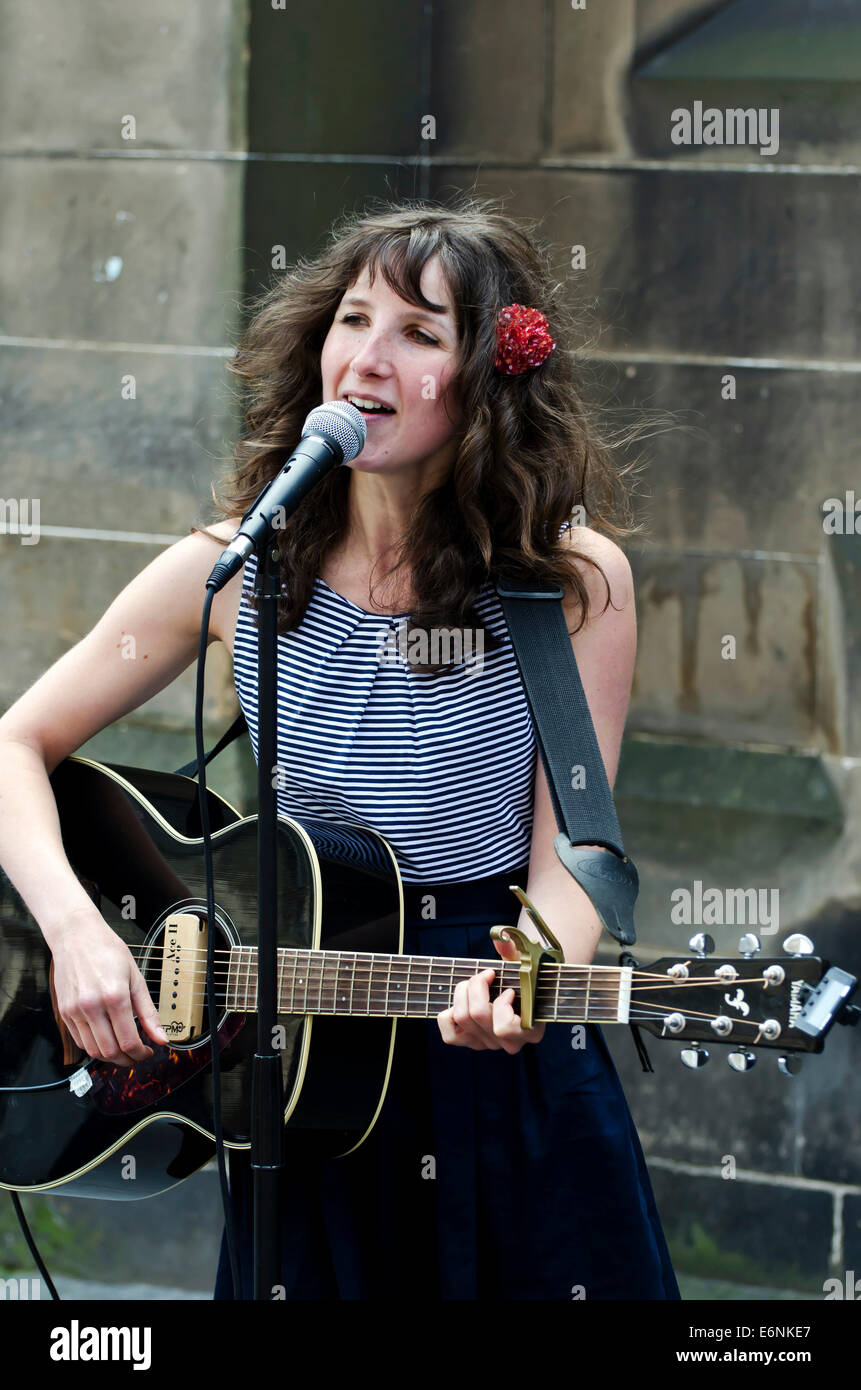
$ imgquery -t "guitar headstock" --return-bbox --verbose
[634,933,858,1074]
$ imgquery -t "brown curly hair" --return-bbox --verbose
[195,193,646,669]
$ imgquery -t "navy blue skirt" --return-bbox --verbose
[214,867,680,1300]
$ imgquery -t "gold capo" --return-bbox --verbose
[489,885,565,1029]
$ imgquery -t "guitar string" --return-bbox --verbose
[120,975,781,1028]
[131,999,777,1027]
[133,982,784,1014]
[129,970,776,995]
[120,955,784,997]
[117,942,785,989]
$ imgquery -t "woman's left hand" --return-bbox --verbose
[437,931,546,1052]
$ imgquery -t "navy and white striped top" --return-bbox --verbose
[231,551,537,885]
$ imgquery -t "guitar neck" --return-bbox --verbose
[225,946,631,1024]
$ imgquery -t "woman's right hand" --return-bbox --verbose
[48,907,169,1066]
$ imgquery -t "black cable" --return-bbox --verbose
[195,586,241,1299]
[9,1192,60,1300]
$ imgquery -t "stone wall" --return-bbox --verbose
[0,0,251,807]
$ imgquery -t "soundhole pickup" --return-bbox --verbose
[157,912,208,1043]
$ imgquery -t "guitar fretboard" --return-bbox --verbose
[224,946,630,1023]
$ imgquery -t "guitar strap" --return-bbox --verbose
[494,574,653,1071]
[174,711,248,780]
[494,575,639,946]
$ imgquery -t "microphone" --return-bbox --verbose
[205,400,366,593]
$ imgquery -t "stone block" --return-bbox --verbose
[589,360,861,557]
[645,1163,834,1288]
[0,0,247,153]
[631,0,861,165]
[550,0,637,156]
[0,345,237,535]
[1,159,243,346]
[247,0,425,156]
[429,1,545,160]
[242,159,424,304]
[447,167,861,361]
[629,546,819,744]
[0,535,236,725]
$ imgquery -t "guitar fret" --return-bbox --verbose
[319,949,328,1015]
[329,949,340,1016]
[287,948,296,1013]
[583,965,590,1022]
[362,953,372,1016]
[226,948,234,1011]
[338,951,349,1015]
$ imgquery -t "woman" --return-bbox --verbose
[0,195,679,1300]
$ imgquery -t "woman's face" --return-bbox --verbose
[320,254,463,478]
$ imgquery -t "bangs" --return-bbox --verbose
[353,227,460,322]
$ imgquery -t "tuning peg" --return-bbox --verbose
[688,933,715,958]
[738,933,761,958]
[777,1054,803,1077]
[680,1044,710,1069]
[727,1049,757,1072]
[782,933,814,958]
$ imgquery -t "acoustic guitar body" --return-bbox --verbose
[0,756,403,1199]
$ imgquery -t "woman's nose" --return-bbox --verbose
[350,329,393,375]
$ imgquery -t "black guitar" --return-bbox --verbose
[0,756,855,1200]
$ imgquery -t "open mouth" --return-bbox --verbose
[343,395,396,416]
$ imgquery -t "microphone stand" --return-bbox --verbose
[251,535,283,1300]
[203,402,365,1299]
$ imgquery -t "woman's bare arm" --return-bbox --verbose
[0,519,242,1064]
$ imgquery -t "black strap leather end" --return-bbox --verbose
[554,834,639,946]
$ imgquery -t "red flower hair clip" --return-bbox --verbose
[494,303,556,375]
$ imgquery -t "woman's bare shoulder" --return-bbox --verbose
[199,517,242,544]
[559,524,634,620]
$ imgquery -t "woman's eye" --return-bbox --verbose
[340,314,438,346]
